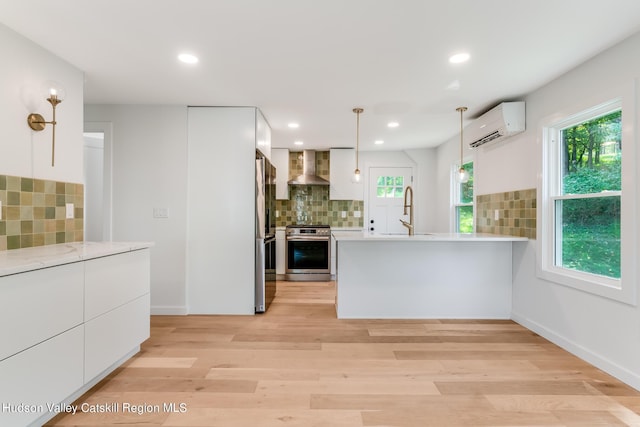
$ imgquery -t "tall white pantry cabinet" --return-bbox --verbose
[186,107,270,314]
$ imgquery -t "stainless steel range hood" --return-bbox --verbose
[287,150,330,186]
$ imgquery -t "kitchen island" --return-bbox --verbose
[332,231,526,319]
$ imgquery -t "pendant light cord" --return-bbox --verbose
[457,106,467,169]
[353,107,363,175]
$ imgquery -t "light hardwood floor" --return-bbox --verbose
[47,281,640,426]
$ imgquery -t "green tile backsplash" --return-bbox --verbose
[0,174,84,251]
[276,151,364,228]
[476,188,536,239]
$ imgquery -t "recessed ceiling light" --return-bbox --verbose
[449,52,470,64]
[387,122,399,128]
[375,140,384,145]
[294,140,304,146]
[288,123,299,129]
[178,53,199,64]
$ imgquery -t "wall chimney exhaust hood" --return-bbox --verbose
[288,150,330,185]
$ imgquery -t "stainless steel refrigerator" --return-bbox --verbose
[255,153,276,312]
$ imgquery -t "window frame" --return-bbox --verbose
[451,159,474,233]
[537,87,637,305]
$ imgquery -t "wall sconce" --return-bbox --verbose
[27,82,65,166]
[353,107,363,182]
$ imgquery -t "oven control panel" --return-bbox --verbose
[285,225,331,237]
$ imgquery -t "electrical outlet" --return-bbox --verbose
[341,211,347,218]
[0,200,2,220]
[353,211,361,218]
[494,209,499,221]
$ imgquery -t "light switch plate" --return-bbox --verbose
[0,200,2,220]
[341,211,347,218]
[353,211,361,218]
[66,203,74,219]
[494,209,499,220]
[153,207,169,219]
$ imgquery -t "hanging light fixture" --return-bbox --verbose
[353,107,363,182]
[456,106,469,183]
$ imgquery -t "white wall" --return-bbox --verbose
[84,105,188,314]
[0,23,84,183]
[435,31,640,389]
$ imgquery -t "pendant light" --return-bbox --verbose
[353,107,363,182]
[456,106,469,183]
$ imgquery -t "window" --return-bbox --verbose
[453,161,474,233]
[376,176,405,198]
[539,92,636,303]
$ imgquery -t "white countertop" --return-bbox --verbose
[0,241,154,277]
[332,230,527,242]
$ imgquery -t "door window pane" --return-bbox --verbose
[376,176,406,198]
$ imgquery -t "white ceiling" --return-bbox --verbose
[2,0,640,151]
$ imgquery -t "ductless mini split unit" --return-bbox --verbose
[466,101,525,148]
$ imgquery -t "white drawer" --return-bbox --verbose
[84,249,150,320]
[0,263,84,361]
[84,294,150,380]
[0,325,84,427]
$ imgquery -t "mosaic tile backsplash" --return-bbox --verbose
[275,151,364,228]
[476,188,536,239]
[0,174,84,251]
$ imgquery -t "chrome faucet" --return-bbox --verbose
[399,185,414,236]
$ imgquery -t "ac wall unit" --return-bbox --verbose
[467,101,525,148]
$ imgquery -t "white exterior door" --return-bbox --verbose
[368,167,413,234]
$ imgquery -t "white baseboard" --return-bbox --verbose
[512,312,640,391]
[151,305,188,315]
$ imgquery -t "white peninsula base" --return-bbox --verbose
[334,233,525,319]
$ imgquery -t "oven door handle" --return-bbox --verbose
[286,236,330,241]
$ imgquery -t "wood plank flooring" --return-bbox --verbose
[46,281,640,426]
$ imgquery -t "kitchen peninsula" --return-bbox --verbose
[0,242,152,426]
[332,231,526,319]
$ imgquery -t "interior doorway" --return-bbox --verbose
[83,123,113,241]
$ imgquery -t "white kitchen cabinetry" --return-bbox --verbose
[0,245,151,427]
[276,228,286,276]
[188,107,270,314]
[0,325,84,427]
[256,109,272,160]
[272,148,290,200]
[84,249,150,379]
[330,148,363,200]
[0,262,83,361]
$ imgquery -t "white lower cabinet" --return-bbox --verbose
[0,263,83,361]
[0,325,84,426]
[0,247,150,427]
[85,294,150,380]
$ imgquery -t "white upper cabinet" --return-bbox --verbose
[256,109,271,160]
[330,148,363,200]
[272,148,290,200]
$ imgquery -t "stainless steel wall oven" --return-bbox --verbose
[285,225,331,281]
